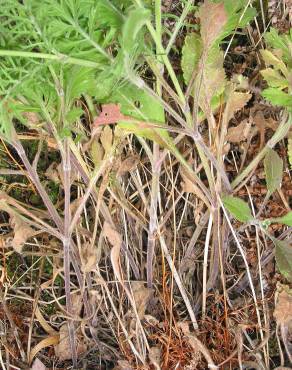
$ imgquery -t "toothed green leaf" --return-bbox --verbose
[275,239,292,283]
[264,149,283,194]
[262,88,292,109]
[222,195,253,223]
[181,33,202,85]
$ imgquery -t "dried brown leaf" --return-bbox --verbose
[103,222,123,282]
[131,281,153,319]
[113,360,134,370]
[54,323,87,361]
[10,214,35,253]
[117,155,140,176]
[226,120,251,143]
[90,140,105,167]
[274,288,292,326]
[31,358,46,370]
[45,162,60,184]
[100,126,113,154]
[224,92,252,124]
[80,242,98,273]
[149,346,161,370]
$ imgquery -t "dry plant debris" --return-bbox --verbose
[0,0,292,369]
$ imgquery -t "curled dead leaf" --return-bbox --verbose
[54,323,87,361]
[45,162,61,184]
[117,155,140,176]
[226,120,252,143]
[80,242,98,273]
[274,287,292,326]
[149,346,161,370]
[9,214,35,253]
[103,222,123,282]
[100,126,113,154]
[90,140,105,167]
[113,360,134,370]
[131,281,153,320]
[274,285,292,362]
[31,358,46,370]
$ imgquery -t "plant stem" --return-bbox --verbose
[165,0,195,55]
[0,49,100,68]
[12,139,64,231]
[232,113,291,189]
[146,0,163,289]
[62,138,77,366]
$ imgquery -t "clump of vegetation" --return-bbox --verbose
[0,0,291,369]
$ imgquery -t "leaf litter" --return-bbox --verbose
[0,0,292,369]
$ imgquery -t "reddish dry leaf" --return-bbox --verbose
[199,0,227,48]
[94,104,126,126]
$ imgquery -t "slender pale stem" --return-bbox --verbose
[12,139,63,231]
[232,113,291,189]
[0,49,100,68]
[62,138,77,365]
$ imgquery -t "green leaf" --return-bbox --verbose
[65,107,83,124]
[265,28,292,66]
[260,49,288,77]
[96,0,125,28]
[275,239,292,283]
[64,67,97,107]
[260,68,288,89]
[272,212,292,226]
[110,84,171,147]
[198,48,226,111]
[264,148,283,194]
[222,195,253,222]
[262,88,292,109]
[200,0,255,46]
[181,33,202,85]
[122,7,151,55]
